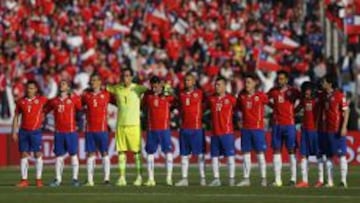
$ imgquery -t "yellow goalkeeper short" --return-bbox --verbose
[115,125,141,152]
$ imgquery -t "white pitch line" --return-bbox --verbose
[1,186,360,190]
[0,192,359,199]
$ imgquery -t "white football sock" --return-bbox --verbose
[198,154,206,179]
[102,155,111,181]
[166,153,173,180]
[181,156,189,179]
[257,153,266,179]
[326,159,334,185]
[147,154,155,181]
[35,157,43,179]
[340,156,348,183]
[317,157,324,183]
[20,157,29,180]
[212,157,220,179]
[273,154,282,183]
[71,155,79,180]
[228,156,235,179]
[243,153,251,179]
[87,156,96,183]
[300,158,308,183]
[290,154,297,182]
[55,156,64,182]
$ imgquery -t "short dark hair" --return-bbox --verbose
[301,81,315,95]
[321,74,338,89]
[244,72,259,81]
[90,72,101,80]
[150,76,161,84]
[26,80,42,95]
[26,80,39,88]
[216,75,227,83]
[277,70,289,79]
[122,67,134,76]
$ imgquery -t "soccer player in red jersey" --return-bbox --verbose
[12,81,47,188]
[47,80,82,187]
[267,70,300,186]
[236,73,268,187]
[82,73,111,186]
[320,74,349,188]
[143,76,175,186]
[207,76,236,187]
[295,82,320,188]
[175,73,206,187]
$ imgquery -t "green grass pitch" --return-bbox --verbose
[0,165,360,203]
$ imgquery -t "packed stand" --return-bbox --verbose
[0,0,358,129]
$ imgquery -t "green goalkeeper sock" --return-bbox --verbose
[134,153,142,177]
[118,153,126,177]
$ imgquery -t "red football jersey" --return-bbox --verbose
[48,94,82,133]
[15,96,48,130]
[268,86,300,125]
[83,90,110,132]
[143,92,174,130]
[299,98,318,130]
[179,89,203,129]
[324,90,348,133]
[208,94,236,136]
[237,91,268,129]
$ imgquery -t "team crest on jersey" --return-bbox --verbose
[193,93,198,98]
[34,99,39,104]
[254,96,259,101]
[331,97,335,101]
[100,94,104,99]
[224,99,229,104]
[66,99,72,104]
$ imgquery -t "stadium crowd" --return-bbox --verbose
[0,0,359,129]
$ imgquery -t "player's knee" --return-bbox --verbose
[21,152,30,158]
[88,152,96,157]
[273,149,281,154]
[101,152,108,157]
[288,149,295,154]
[34,152,42,158]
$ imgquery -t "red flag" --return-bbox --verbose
[344,15,360,35]
[257,52,281,71]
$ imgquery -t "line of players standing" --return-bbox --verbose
[11,68,349,188]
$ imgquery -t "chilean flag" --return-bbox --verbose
[145,7,169,28]
[257,52,281,71]
[272,34,299,50]
[344,15,360,35]
[102,23,131,37]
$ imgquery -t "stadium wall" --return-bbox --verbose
[1,131,360,166]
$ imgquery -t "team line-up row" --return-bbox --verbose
[11,68,349,188]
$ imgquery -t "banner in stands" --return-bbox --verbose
[2,131,360,166]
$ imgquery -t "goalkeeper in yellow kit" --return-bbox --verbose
[107,68,147,186]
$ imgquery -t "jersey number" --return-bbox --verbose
[246,101,252,109]
[154,99,159,107]
[58,104,65,113]
[278,96,284,103]
[27,105,32,113]
[216,103,222,112]
[185,98,190,106]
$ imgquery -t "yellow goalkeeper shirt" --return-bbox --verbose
[106,83,147,126]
